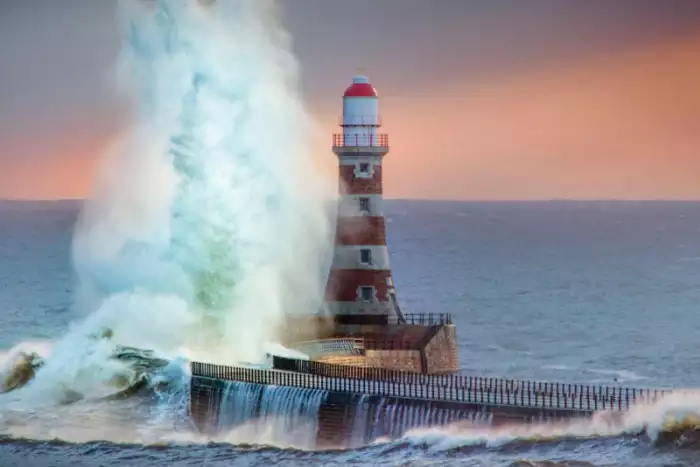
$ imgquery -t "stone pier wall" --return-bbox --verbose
[190,375,593,450]
[190,376,222,435]
[189,360,667,449]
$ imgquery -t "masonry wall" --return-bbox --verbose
[190,377,221,435]
[316,392,361,448]
[424,325,460,374]
[317,350,422,373]
[315,325,458,375]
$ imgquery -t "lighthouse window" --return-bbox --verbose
[360,286,374,302]
[360,248,372,265]
[359,197,371,213]
[359,162,370,173]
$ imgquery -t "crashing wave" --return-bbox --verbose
[392,389,700,452]
[1,329,170,401]
[655,414,700,448]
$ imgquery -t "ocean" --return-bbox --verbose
[2,199,700,466]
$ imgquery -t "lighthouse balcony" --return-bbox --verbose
[333,133,389,148]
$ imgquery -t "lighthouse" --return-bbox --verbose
[323,74,405,325]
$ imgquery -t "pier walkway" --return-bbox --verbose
[191,357,676,414]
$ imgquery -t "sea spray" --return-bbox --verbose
[138,357,193,441]
[363,401,487,444]
[21,0,331,405]
[349,394,370,447]
[216,382,328,449]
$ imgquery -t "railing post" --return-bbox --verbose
[479,377,483,404]
[617,387,622,411]
[556,383,560,409]
[603,386,607,410]
[594,389,598,411]
[542,382,547,407]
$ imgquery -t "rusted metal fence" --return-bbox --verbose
[191,359,673,413]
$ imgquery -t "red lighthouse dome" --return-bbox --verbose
[343,75,378,98]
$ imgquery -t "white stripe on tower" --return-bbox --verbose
[323,74,404,323]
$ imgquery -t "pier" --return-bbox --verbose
[189,357,670,449]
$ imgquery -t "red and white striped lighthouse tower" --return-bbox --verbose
[324,74,405,325]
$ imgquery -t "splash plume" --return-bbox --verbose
[13,0,332,403]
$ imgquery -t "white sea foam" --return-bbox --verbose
[397,389,700,450]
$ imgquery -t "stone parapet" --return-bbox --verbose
[424,325,460,374]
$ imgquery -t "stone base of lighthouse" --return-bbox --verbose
[326,324,459,375]
[283,316,460,375]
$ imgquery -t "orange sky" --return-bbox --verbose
[315,33,700,200]
[3,26,700,200]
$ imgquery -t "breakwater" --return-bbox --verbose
[189,358,670,449]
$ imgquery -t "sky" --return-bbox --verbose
[1,0,700,200]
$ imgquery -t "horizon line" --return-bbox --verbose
[2,197,700,203]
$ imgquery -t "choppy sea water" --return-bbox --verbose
[2,199,700,466]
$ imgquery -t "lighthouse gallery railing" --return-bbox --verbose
[333,133,389,147]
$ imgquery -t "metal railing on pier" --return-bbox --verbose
[191,358,674,413]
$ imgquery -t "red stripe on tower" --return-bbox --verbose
[323,74,405,324]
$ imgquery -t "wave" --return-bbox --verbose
[0,337,307,407]
[396,390,700,451]
[0,338,170,405]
